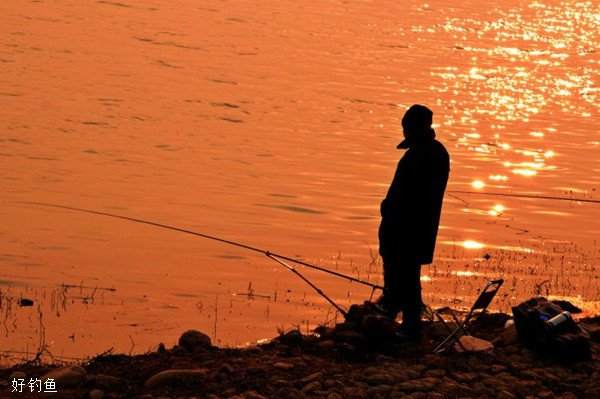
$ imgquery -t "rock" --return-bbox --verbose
[581,323,600,342]
[301,372,323,384]
[301,381,323,393]
[537,390,555,399]
[41,365,87,388]
[9,371,27,380]
[397,377,440,392]
[491,364,507,373]
[273,362,294,370]
[584,388,600,399]
[455,335,494,352]
[496,390,517,399]
[501,324,519,345]
[276,387,301,399]
[242,345,263,353]
[219,363,235,374]
[437,382,476,397]
[423,369,445,378]
[178,330,212,352]
[342,386,367,399]
[241,390,269,399]
[144,369,208,388]
[366,374,389,385]
[558,393,579,399]
[317,339,336,350]
[450,371,478,383]
[89,389,104,399]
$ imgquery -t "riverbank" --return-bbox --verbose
[1,313,599,399]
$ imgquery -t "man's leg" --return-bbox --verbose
[380,254,402,318]
[398,262,423,338]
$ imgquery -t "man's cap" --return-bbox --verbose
[397,104,433,149]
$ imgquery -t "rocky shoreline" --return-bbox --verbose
[1,313,599,399]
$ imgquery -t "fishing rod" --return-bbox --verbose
[17,201,383,291]
[447,190,600,204]
[267,254,347,316]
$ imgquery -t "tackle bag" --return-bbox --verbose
[512,297,591,362]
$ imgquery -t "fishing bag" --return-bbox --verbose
[512,297,591,362]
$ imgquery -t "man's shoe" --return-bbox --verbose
[370,301,398,320]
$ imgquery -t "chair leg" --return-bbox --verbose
[434,323,468,353]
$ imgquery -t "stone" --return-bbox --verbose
[276,386,301,399]
[580,322,600,342]
[455,335,494,352]
[450,371,478,383]
[41,365,87,388]
[219,363,235,374]
[437,382,476,397]
[178,330,212,352]
[301,372,323,384]
[242,390,269,399]
[397,377,440,392]
[583,387,600,399]
[144,369,208,389]
[496,390,517,399]
[89,389,104,399]
[301,381,323,393]
[317,339,336,350]
[273,362,294,370]
[366,374,389,385]
[501,324,519,345]
[491,364,507,373]
[558,393,579,399]
[423,369,445,378]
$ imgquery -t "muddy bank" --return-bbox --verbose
[1,314,599,399]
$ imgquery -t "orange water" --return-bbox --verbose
[1,0,598,362]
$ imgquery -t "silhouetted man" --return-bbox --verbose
[376,104,449,342]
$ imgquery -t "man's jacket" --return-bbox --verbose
[378,133,450,264]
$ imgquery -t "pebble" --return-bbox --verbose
[397,377,440,392]
[273,362,294,370]
[301,381,322,393]
[178,330,212,352]
[300,372,322,384]
[89,389,104,399]
[41,365,87,388]
[144,369,208,388]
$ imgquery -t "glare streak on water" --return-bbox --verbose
[0,0,599,360]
